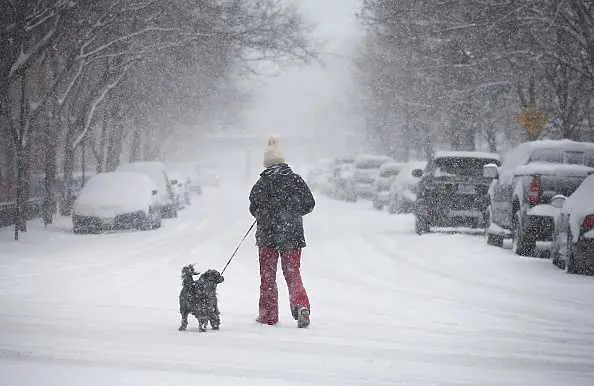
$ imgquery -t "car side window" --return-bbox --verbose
[585,151,594,167]
[528,149,563,163]
[565,151,585,165]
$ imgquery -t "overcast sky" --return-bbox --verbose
[242,0,364,140]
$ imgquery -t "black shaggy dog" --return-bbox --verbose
[178,265,225,332]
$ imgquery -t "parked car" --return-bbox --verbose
[72,172,162,233]
[415,151,501,234]
[485,140,594,255]
[372,162,403,210]
[116,161,178,218]
[328,157,356,201]
[550,174,594,274]
[352,155,394,200]
[168,171,191,209]
[388,161,427,214]
[331,162,357,201]
[307,159,335,195]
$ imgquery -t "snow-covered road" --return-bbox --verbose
[1,183,594,385]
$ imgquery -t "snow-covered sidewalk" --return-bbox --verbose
[1,184,594,385]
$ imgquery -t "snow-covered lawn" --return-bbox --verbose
[1,183,594,385]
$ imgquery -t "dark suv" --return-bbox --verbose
[413,151,501,234]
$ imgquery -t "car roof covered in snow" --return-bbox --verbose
[354,154,393,167]
[117,162,170,185]
[75,172,157,207]
[502,140,594,170]
[434,150,501,161]
[514,162,594,177]
[379,162,404,173]
[516,139,594,153]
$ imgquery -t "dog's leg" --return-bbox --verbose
[210,314,220,330]
[179,310,189,331]
[209,296,220,330]
[198,316,208,332]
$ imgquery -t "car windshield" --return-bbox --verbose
[433,157,499,177]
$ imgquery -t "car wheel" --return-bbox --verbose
[565,233,578,274]
[388,201,397,214]
[485,206,503,247]
[512,212,536,256]
[551,240,562,268]
[486,233,504,247]
[415,215,430,235]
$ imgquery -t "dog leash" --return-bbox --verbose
[221,220,256,275]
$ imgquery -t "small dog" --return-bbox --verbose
[178,265,224,332]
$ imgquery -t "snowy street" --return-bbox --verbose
[1,183,594,385]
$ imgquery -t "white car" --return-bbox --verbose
[372,162,403,210]
[72,172,162,233]
[550,174,594,274]
[116,161,177,218]
[352,155,394,200]
[388,161,427,214]
[307,159,335,195]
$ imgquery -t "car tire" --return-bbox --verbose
[388,202,397,214]
[390,195,402,214]
[415,215,430,235]
[486,233,504,247]
[565,233,578,274]
[162,205,178,219]
[551,242,562,268]
[346,191,357,202]
[512,212,536,256]
[484,206,503,247]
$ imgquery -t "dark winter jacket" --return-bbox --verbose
[249,163,315,250]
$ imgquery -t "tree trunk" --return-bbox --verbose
[60,140,76,216]
[42,125,57,226]
[95,106,109,173]
[486,123,497,153]
[106,122,124,172]
[129,128,141,163]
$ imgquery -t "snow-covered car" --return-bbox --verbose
[331,162,357,201]
[388,160,427,214]
[372,162,403,210]
[72,172,162,233]
[550,174,594,274]
[485,140,594,255]
[307,159,335,195]
[352,155,394,200]
[116,161,178,218]
[415,151,501,234]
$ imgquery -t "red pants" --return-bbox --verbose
[258,247,310,324]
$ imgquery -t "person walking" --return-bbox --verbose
[249,136,315,328]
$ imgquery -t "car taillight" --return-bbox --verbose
[583,215,594,230]
[527,176,540,206]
